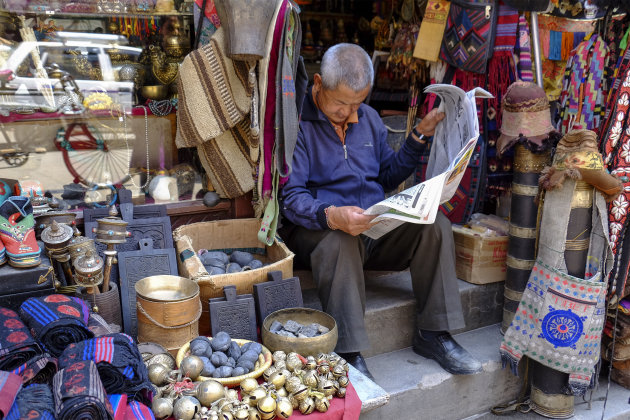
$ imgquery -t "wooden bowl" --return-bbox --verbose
[176,338,272,387]
[261,308,338,357]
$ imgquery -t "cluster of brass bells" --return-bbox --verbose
[257,351,349,415]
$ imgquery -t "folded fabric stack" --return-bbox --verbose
[19,295,93,357]
[11,353,58,386]
[6,383,55,420]
[0,307,42,371]
[0,371,22,419]
[604,299,630,388]
[59,333,151,404]
[52,360,113,420]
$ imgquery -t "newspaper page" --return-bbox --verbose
[362,84,491,240]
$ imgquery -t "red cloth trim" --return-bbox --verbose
[289,380,361,420]
[0,371,22,417]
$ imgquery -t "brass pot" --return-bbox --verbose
[261,308,338,357]
[141,85,170,100]
[135,275,199,302]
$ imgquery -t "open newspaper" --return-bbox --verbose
[363,84,492,240]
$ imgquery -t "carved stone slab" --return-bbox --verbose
[118,238,178,338]
[209,286,257,342]
[85,215,173,284]
[253,271,303,326]
[82,204,167,223]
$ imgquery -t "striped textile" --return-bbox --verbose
[11,353,57,385]
[0,371,21,419]
[6,383,54,420]
[0,306,41,371]
[517,14,534,81]
[494,2,519,56]
[59,333,151,404]
[108,394,128,420]
[53,360,113,420]
[124,401,155,420]
[19,295,92,357]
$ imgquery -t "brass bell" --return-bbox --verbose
[314,396,330,413]
[148,363,171,386]
[221,412,234,420]
[298,397,315,415]
[288,394,299,409]
[284,375,302,394]
[246,387,267,407]
[276,387,288,398]
[225,389,239,401]
[293,384,309,402]
[337,386,347,398]
[319,379,335,397]
[332,364,346,378]
[151,397,174,420]
[338,375,349,387]
[302,370,318,388]
[317,362,330,375]
[240,378,258,394]
[149,353,177,371]
[247,408,261,420]
[331,380,340,394]
[292,367,303,378]
[272,350,287,363]
[180,355,204,381]
[275,397,293,419]
[268,370,286,389]
[274,360,287,372]
[316,353,327,364]
[173,396,201,420]
[304,359,317,371]
[285,354,303,372]
[262,366,277,381]
[234,406,250,420]
[257,395,277,420]
[196,380,225,407]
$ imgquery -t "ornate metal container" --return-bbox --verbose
[93,207,130,245]
[41,221,74,255]
[73,250,104,287]
[67,236,97,261]
[34,211,76,239]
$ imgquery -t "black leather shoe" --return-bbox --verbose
[412,331,482,375]
[337,352,375,381]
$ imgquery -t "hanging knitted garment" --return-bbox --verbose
[516,14,533,82]
[558,34,609,134]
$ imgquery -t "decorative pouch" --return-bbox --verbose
[500,259,607,394]
[440,0,498,74]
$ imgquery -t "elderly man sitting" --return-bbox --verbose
[280,43,481,380]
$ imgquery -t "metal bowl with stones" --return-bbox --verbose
[262,308,338,356]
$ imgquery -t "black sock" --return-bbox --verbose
[420,329,447,340]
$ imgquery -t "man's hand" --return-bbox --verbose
[413,108,445,137]
[327,206,377,236]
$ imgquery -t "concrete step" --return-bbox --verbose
[360,324,521,420]
[297,269,504,357]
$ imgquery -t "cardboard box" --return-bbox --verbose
[173,218,294,335]
[452,225,508,284]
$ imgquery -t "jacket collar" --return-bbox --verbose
[301,85,364,123]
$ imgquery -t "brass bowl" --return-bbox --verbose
[261,308,338,357]
[141,85,170,100]
[135,275,199,302]
[176,338,272,387]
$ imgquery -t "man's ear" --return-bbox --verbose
[313,73,322,89]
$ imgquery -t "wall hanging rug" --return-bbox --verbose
[10,353,57,386]
[558,34,609,134]
[413,0,451,61]
[6,383,55,420]
[0,371,22,419]
[58,333,151,404]
[19,295,92,358]
[599,65,630,297]
[53,360,114,420]
[440,0,498,74]
[0,306,42,371]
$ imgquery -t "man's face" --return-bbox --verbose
[313,74,371,125]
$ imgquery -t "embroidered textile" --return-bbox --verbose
[59,333,151,403]
[193,0,220,47]
[53,360,113,420]
[0,306,41,371]
[0,371,22,418]
[19,295,92,357]
[11,353,57,385]
[6,383,54,420]
[494,2,519,56]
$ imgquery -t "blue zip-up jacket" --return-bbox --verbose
[281,89,428,230]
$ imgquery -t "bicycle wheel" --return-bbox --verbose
[55,122,132,187]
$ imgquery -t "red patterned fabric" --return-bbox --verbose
[0,371,21,418]
[290,380,361,420]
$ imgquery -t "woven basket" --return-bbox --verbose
[176,338,272,387]
[76,283,122,328]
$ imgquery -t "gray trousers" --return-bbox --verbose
[283,212,466,353]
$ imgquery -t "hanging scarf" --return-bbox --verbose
[53,360,113,420]
[558,34,609,134]
[0,306,41,371]
[19,295,92,357]
[59,333,151,404]
[11,353,57,386]
[6,384,54,420]
[516,14,533,82]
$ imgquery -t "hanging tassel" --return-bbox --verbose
[561,32,575,61]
